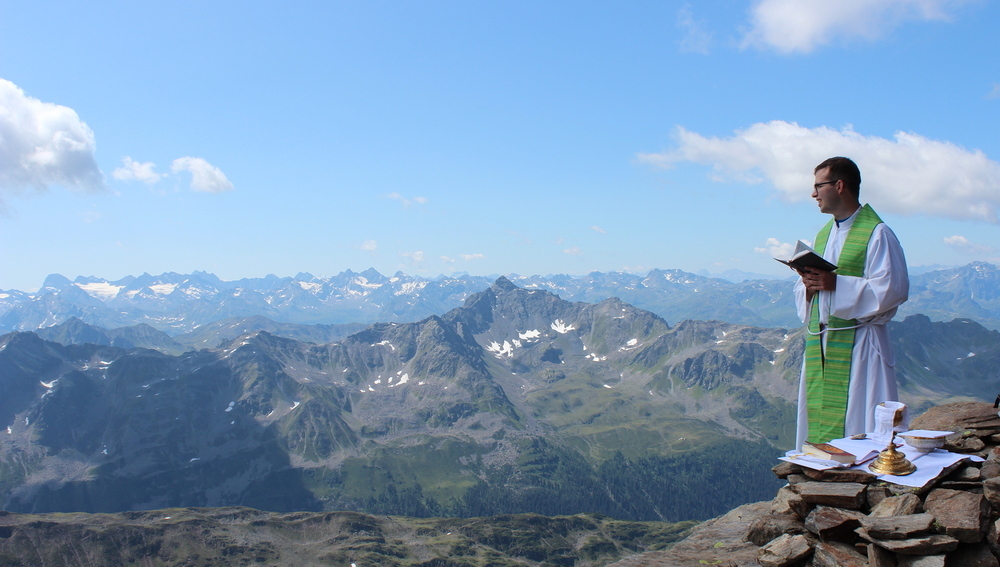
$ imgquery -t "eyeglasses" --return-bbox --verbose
[813,180,838,191]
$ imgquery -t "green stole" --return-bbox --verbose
[804,204,883,443]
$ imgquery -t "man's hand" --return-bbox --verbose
[800,267,836,302]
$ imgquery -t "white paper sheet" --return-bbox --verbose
[782,436,981,488]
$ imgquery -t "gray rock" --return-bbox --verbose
[947,437,987,453]
[949,465,983,482]
[981,459,1000,479]
[987,518,1000,559]
[866,485,894,510]
[867,543,895,567]
[859,513,935,539]
[745,513,806,547]
[772,461,803,479]
[982,476,1000,509]
[896,555,946,567]
[802,467,878,484]
[795,482,867,509]
[786,473,810,485]
[805,506,864,541]
[869,493,923,517]
[910,402,1000,433]
[771,486,811,519]
[812,540,868,567]
[857,529,960,555]
[946,542,1000,567]
[757,533,814,567]
[923,488,989,543]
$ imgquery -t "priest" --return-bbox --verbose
[792,156,909,449]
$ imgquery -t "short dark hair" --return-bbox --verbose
[815,156,861,198]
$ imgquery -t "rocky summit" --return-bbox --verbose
[608,401,1000,567]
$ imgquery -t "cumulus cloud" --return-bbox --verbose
[755,237,797,258]
[944,235,996,255]
[677,6,713,54]
[460,253,486,261]
[0,78,104,201]
[741,0,969,53]
[440,255,456,263]
[386,192,428,207]
[112,157,164,184]
[638,120,1000,222]
[360,240,377,252]
[171,157,233,193]
[589,225,607,234]
[563,247,583,256]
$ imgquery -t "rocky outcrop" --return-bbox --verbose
[609,401,1000,567]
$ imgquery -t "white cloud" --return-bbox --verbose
[460,253,486,261]
[440,255,456,263]
[386,192,428,207]
[754,237,796,258]
[589,225,607,234]
[171,157,233,193]
[677,6,713,54]
[741,0,969,54]
[112,157,164,184]
[944,235,996,255]
[360,240,377,252]
[0,79,104,202]
[638,120,1000,223]
[563,247,583,256]
[401,250,425,265]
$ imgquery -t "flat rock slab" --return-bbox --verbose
[772,461,802,479]
[757,533,813,567]
[897,555,946,567]
[910,402,1000,435]
[983,476,1000,508]
[804,506,863,541]
[859,513,935,539]
[812,541,867,567]
[802,467,878,483]
[745,513,805,546]
[770,486,810,518]
[795,481,867,509]
[924,488,989,543]
[857,529,960,555]
[607,501,770,567]
[947,542,1000,567]
[867,543,896,567]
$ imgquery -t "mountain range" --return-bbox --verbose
[3,276,998,523]
[3,261,999,335]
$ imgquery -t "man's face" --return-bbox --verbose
[812,168,840,215]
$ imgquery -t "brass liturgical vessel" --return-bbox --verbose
[868,434,916,476]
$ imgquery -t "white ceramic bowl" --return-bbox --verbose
[900,435,945,452]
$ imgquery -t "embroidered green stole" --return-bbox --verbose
[804,204,883,443]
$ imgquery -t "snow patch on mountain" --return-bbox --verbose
[75,282,123,300]
[551,320,576,334]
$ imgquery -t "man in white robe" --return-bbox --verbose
[792,157,909,450]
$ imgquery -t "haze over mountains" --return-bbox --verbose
[2,270,999,523]
[2,261,999,335]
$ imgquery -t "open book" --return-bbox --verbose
[774,240,837,272]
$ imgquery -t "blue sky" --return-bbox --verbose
[1,0,998,292]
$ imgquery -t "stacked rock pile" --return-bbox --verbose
[750,402,1000,567]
